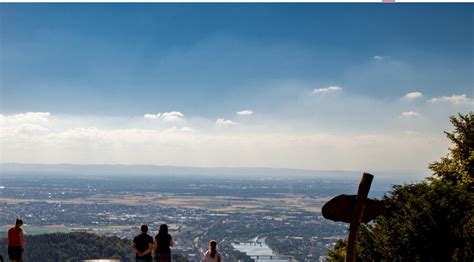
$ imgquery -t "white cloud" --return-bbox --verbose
[0,112,51,136]
[400,111,420,118]
[429,94,474,105]
[236,110,253,116]
[0,121,448,171]
[312,86,342,95]
[372,55,392,62]
[47,127,103,141]
[144,111,184,121]
[216,118,239,126]
[161,111,184,121]
[404,92,423,99]
[373,55,384,61]
[0,124,49,137]
[0,112,51,123]
[144,113,162,120]
[0,103,456,172]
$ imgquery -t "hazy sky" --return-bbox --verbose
[0,4,473,172]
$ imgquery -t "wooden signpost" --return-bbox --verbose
[321,173,384,262]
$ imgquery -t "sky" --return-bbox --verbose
[0,4,473,173]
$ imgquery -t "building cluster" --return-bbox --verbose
[0,177,349,261]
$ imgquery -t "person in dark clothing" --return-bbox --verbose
[154,224,173,262]
[132,224,154,262]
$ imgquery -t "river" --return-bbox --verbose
[232,237,291,262]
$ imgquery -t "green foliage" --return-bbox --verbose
[0,232,189,262]
[327,112,474,261]
[360,182,473,261]
[327,239,346,262]
[429,112,474,187]
[0,232,132,261]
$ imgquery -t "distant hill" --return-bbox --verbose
[0,232,186,262]
[0,162,424,181]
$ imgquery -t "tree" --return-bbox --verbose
[327,239,346,262]
[359,182,473,261]
[328,112,474,261]
[429,112,474,187]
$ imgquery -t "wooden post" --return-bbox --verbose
[345,173,374,262]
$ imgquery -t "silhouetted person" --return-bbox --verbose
[132,224,154,262]
[203,240,222,262]
[154,224,173,262]
[8,218,24,262]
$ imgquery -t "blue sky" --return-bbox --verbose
[0,4,473,172]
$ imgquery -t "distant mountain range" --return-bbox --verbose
[0,163,426,182]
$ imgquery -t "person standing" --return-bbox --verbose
[154,224,173,262]
[203,240,222,262]
[8,218,25,262]
[132,224,154,262]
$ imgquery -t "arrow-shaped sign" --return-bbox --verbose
[322,194,384,223]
